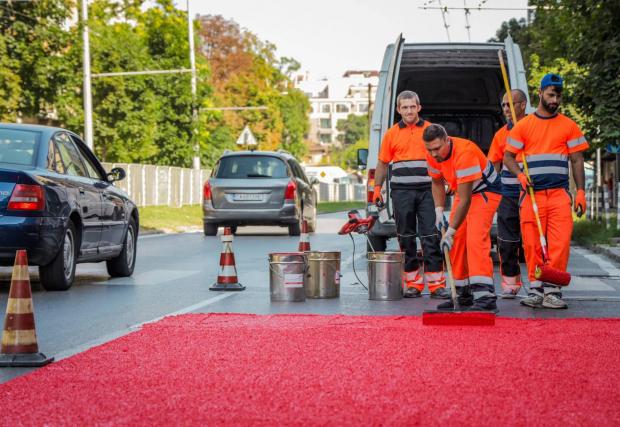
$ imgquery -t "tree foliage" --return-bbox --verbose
[336,114,369,145]
[0,3,309,168]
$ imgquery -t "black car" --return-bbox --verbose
[0,124,139,290]
[203,150,318,236]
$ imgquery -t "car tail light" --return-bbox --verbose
[285,180,297,201]
[203,181,212,201]
[8,184,45,211]
[367,168,375,203]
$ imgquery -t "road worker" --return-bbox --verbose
[373,91,448,299]
[503,73,588,309]
[423,124,502,312]
[487,89,528,298]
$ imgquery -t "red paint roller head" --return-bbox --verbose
[535,265,571,287]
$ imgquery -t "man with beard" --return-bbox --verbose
[373,91,448,298]
[487,89,528,298]
[503,74,588,309]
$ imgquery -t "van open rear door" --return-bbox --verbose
[380,34,404,220]
[503,35,533,113]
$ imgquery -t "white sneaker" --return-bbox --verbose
[521,293,543,308]
[543,293,568,309]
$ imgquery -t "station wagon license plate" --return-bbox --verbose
[233,193,262,201]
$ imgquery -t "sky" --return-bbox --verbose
[187,0,530,81]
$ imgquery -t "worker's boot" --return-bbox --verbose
[521,289,544,308]
[436,285,473,310]
[542,288,568,309]
[430,287,450,299]
[469,296,498,313]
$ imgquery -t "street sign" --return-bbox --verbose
[605,144,620,154]
[236,126,257,147]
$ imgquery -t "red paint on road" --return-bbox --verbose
[1,314,619,426]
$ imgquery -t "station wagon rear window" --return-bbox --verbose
[215,156,288,179]
[0,129,39,166]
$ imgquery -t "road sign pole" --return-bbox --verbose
[187,0,199,170]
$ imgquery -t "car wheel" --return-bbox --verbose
[367,234,387,253]
[39,221,78,291]
[204,223,218,236]
[106,218,137,277]
[288,219,301,236]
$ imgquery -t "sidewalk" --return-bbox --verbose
[590,243,620,264]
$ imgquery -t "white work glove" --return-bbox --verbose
[435,207,448,232]
[440,227,456,253]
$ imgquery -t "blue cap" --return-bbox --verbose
[540,73,563,89]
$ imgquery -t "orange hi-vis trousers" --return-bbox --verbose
[449,192,501,289]
[519,188,573,289]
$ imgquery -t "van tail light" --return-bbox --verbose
[285,180,297,201]
[203,181,212,201]
[8,184,45,211]
[367,168,376,203]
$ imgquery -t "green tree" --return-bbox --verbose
[0,33,21,120]
[336,114,369,145]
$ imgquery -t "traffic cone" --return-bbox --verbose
[210,227,246,291]
[298,220,311,252]
[0,250,53,367]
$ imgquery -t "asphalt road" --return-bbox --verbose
[1,211,619,383]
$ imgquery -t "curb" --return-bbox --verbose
[583,243,620,264]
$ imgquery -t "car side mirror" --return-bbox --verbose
[310,177,319,186]
[357,148,368,170]
[107,167,126,183]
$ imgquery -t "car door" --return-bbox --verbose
[52,132,102,256]
[288,160,313,215]
[69,135,126,250]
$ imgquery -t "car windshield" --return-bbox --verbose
[215,155,288,179]
[0,129,39,166]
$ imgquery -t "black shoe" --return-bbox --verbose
[436,286,473,310]
[403,287,422,298]
[430,287,450,299]
[469,296,498,313]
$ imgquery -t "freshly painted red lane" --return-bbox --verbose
[1,314,619,426]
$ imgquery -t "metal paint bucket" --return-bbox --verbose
[367,251,404,301]
[269,252,307,302]
[305,251,341,299]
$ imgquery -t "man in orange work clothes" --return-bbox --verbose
[423,124,502,312]
[487,89,528,298]
[373,91,448,298]
[504,73,588,309]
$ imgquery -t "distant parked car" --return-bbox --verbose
[0,124,138,290]
[203,150,318,236]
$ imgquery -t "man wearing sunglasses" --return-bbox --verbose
[487,89,528,298]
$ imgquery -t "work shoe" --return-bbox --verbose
[520,293,544,308]
[436,286,473,310]
[430,287,450,299]
[403,287,422,298]
[542,293,568,309]
[469,296,498,313]
[501,288,521,299]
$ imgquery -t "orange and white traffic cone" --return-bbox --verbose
[298,220,311,252]
[0,250,53,367]
[210,227,246,291]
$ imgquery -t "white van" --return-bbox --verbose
[357,34,531,252]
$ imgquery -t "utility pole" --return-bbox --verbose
[187,0,199,170]
[437,0,451,42]
[81,0,94,150]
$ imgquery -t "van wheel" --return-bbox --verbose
[107,218,137,277]
[204,223,218,236]
[40,221,77,291]
[288,220,301,236]
[367,234,387,253]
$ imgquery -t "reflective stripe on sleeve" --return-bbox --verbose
[507,137,523,149]
[456,164,481,178]
[567,136,587,148]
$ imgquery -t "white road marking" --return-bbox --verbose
[573,247,620,277]
[53,293,234,361]
[568,277,615,292]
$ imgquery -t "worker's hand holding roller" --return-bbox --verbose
[440,226,456,252]
[435,207,449,232]
[574,189,586,217]
[372,185,383,205]
[517,172,533,192]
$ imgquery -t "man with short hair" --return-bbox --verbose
[373,91,448,298]
[487,89,528,298]
[503,73,588,309]
[423,124,502,312]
